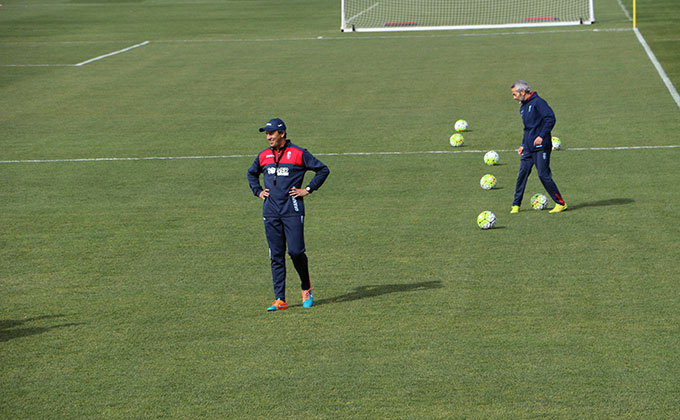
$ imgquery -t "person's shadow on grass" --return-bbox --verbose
[568,198,634,210]
[315,280,443,307]
[0,315,82,342]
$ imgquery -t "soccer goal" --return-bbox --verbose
[341,0,595,32]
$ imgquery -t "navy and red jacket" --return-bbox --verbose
[247,140,329,217]
[520,91,556,154]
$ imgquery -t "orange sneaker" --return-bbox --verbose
[266,299,288,311]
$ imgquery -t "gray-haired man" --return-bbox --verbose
[510,80,567,213]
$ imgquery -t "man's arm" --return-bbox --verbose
[246,158,265,197]
[536,99,556,143]
[302,151,330,192]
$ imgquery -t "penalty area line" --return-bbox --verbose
[74,41,150,66]
[0,41,151,67]
[1,145,679,164]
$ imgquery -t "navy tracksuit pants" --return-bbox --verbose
[513,150,565,206]
[263,215,310,301]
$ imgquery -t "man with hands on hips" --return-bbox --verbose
[247,118,330,311]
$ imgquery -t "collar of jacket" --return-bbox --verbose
[522,91,536,104]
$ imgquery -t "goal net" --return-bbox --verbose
[341,0,595,32]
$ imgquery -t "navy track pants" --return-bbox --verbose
[513,150,565,206]
[263,215,310,301]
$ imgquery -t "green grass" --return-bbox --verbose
[2,0,680,419]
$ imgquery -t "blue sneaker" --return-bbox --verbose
[301,288,313,308]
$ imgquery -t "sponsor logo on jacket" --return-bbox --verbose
[267,167,290,176]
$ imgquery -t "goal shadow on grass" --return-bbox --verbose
[569,198,635,210]
[314,280,443,307]
[0,315,83,342]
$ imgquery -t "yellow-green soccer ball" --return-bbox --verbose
[449,133,464,147]
[477,211,496,230]
[480,174,497,190]
[454,119,468,132]
[484,150,499,166]
[531,193,548,210]
[552,136,562,150]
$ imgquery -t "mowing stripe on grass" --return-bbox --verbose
[6,28,678,111]
[2,145,678,164]
[0,27,631,49]
[155,27,632,44]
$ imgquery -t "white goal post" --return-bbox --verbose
[341,0,595,32]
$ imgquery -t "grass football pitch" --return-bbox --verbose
[1,0,679,418]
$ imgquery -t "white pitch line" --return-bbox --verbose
[0,155,253,164]
[153,27,631,44]
[0,64,74,67]
[565,145,680,151]
[0,28,634,67]
[2,145,679,164]
[633,28,680,109]
[1,40,152,67]
[74,40,150,67]
[0,27,630,49]
[616,0,680,109]
[616,0,633,22]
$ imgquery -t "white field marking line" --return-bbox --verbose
[633,28,680,109]
[74,41,149,66]
[346,2,380,24]
[617,0,680,109]
[2,145,679,164]
[0,29,629,67]
[0,155,253,164]
[0,64,74,67]
[0,27,630,53]
[616,0,633,22]
[1,41,150,67]
[0,40,143,45]
[153,27,631,44]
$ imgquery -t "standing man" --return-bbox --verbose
[247,118,330,311]
[510,80,567,214]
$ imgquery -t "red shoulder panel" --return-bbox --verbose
[280,147,304,166]
[258,150,276,167]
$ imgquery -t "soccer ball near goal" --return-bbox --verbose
[531,193,548,210]
[477,211,496,230]
[484,151,499,166]
[454,119,468,132]
[449,133,464,147]
[552,136,562,150]
[480,174,497,190]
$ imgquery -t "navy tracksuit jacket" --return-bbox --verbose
[513,92,565,206]
[247,140,329,300]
